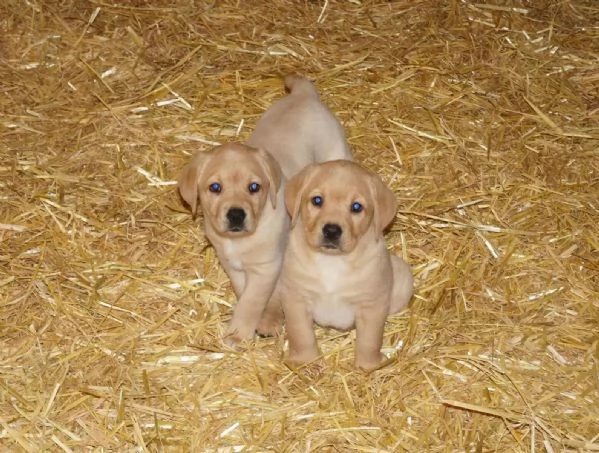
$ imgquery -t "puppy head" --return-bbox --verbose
[285,160,397,254]
[178,143,282,237]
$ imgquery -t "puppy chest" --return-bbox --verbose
[306,256,358,330]
[312,255,352,294]
[312,298,355,330]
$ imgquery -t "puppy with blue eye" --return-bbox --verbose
[178,76,352,344]
[277,160,413,370]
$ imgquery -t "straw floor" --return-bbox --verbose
[1,0,598,451]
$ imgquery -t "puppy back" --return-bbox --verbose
[284,75,319,99]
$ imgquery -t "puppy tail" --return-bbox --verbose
[284,74,320,99]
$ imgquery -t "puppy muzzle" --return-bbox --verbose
[320,223,342,249]
[226,207,247,232]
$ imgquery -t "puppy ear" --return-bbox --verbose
[285,163,317,228]
[256,148,282,208]
[178,152,209,215]
[370,173,398,233]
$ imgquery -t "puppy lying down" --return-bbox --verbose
[277,160,414,370]
[178,76,352,344]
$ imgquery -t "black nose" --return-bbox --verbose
[226,207,246,230]
[322,223,342,241]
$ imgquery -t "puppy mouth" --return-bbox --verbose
[318,239,344,253]
[224,224,252,237]
[227,225,246,233]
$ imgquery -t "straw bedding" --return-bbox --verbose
[1,0,597,451]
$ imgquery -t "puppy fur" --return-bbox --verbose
[277,160,413,370]
[178,76,352,344]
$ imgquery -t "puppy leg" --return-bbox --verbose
[354,305,388,370]
[389,256,414,315]
[283,295,319,365]
[256,286,284,337]
[226,268,246,300]
[225,268,278,344]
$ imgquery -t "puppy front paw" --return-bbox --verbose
[224,324,255,348]
[285,351,325,378]
[285,348,320,367]
[223,334,244,350]
[355,352,389,371]
[255,312,283,338]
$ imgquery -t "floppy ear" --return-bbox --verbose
[285,163,318,228]
[178,152,209,215]
[256,148,282,209]
[369,173,398,233]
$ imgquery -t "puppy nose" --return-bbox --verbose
[322,223,342,241]
[226,207,246,230]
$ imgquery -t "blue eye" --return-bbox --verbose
[311,196,323,207]
[209,182,221,193]
[248,182,261,193]
[351,202,363,213]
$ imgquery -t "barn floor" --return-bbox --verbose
[1,1,598,451]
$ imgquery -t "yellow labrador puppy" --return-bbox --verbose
[178,76,351,344]
[278,160,413,370]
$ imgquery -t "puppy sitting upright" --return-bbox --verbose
[178,76,351,344]
[278,160,413,370]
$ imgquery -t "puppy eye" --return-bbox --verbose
[208,182,222,193]
[351,202,363,213]
[248,182,261,193]
[311,195,323,207]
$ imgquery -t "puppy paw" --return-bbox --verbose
[285,353,325,378]
[222,334,244,350]
[355,352,389,371]
[255,314,283,338]
[285,349,320,367]
[224,325,255,348]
